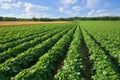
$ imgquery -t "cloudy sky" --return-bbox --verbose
[0,0,120,18]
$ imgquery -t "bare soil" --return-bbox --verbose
[0,21,68,26]
[81,39,91,80]
[80,27,91,80]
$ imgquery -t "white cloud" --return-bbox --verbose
[59,7,64,12]
[0,0,15,3]
[87,9,95,16]
[25,12,49,18]
[59,6,81,16]
[23,2,50,18]
[85,0,101,8]
[0,1,51,18]
[1,1,22,9]
[0,12,50,18]
[0,13,19,17]
[87,9,120,17]
[97,10,106,13]
[60,0,77,5]
[24,2,49,13]
[72,6,81,12]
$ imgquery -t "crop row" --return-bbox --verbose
[0,25,69,53]
[55,26,86,80]
[0,27,67,63]
[0,25,49,44]
[0,24,69,44]
[80,21,120,67]
[83,28,120,67]
[0,28,56,53]
[0,27,71,80]
[0,21,119,80]
[14,27,76,80]
[82,27,120,80]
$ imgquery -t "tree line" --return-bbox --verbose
[0,16,120,21]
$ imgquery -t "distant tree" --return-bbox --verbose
[0,16,3,21]
[32,17,38,21]
[0,16,120,21]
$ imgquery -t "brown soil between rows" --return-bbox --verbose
[0,21,69,26]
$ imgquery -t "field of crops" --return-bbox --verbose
[0,21,120,80]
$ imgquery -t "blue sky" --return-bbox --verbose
[0,0,120,18]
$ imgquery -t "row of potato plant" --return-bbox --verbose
[84,28,120,67]
[0,28,65,63]
[0,24,52,44]
[14,27,76,80]
[82,27,120,80]
[0,23,71,44]
[80,21,120,67]
[0,27,71,80]
[0,28,55,53]
[55,26,86,80]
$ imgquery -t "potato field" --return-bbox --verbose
[0,21,120,80]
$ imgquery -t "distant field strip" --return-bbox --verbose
[0,21,68,26]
